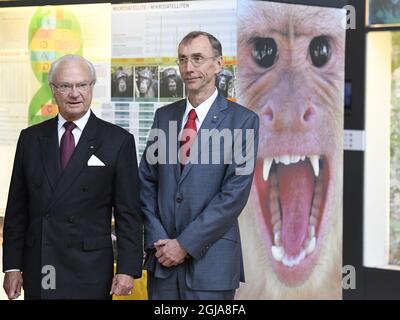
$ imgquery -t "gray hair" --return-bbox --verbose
[178,31,222,57]
[48,54,97,84]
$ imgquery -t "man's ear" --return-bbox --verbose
[216,56,224,74]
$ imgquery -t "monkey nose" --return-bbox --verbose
[302,106,316,122]
[262,106,274,121]
[262,104,316,133]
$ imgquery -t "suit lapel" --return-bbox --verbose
[39,117,61,191]
[46,112,101,212]
[174,100,186,182]
[179,94,229,184]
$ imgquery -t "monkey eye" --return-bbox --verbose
[309,36,331,68]
[251,37,278,69]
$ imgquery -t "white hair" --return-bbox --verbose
[48,54,97,84]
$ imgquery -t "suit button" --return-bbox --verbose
[68,216,75,223]
[176,197,182,203]
[45,214,50,220]
[82,187,89,192]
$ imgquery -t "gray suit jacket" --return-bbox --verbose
[139,93,259,291]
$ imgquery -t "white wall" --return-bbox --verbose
[364,31,392,267]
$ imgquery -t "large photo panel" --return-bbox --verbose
[236,0,345,299]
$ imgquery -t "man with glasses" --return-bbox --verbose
[2,54,143,299]
[140,31,259,299]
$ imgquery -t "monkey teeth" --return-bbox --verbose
[271,237,316,267]
[271,236,317,267]
[262,155,320,181]
[263,158,273,181]
[283,250,306,268]
[309,155,320,177]
[269,170,323,268]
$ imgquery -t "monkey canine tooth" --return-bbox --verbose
[263,157,273,181]
[309,155,320,177]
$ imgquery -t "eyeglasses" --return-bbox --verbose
[176,56,218,67]
[50,81,93,94]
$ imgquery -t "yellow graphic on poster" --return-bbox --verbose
[28,6,83,125]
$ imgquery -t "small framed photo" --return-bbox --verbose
[368,0,400,26]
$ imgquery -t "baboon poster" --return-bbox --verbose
[236,0,345,299]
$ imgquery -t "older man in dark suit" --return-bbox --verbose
[2,55,143,300]
[140,31,259,300]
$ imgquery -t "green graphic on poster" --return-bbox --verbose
[28,6,83,125]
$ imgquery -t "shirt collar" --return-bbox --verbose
[58,109,91,132]
[184,88,218,124]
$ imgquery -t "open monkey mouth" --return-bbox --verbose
[254,154,329,286]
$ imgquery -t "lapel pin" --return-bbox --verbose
[213,115,218,119]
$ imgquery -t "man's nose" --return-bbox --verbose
[69,86,80,96]
[184,59,196,72]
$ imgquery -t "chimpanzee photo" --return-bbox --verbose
[111,66,133,100]
[215,67,235,98]
[160,67,183,99]
[135,66,158,101]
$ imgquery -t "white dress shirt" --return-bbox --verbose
[180,88,218,133]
